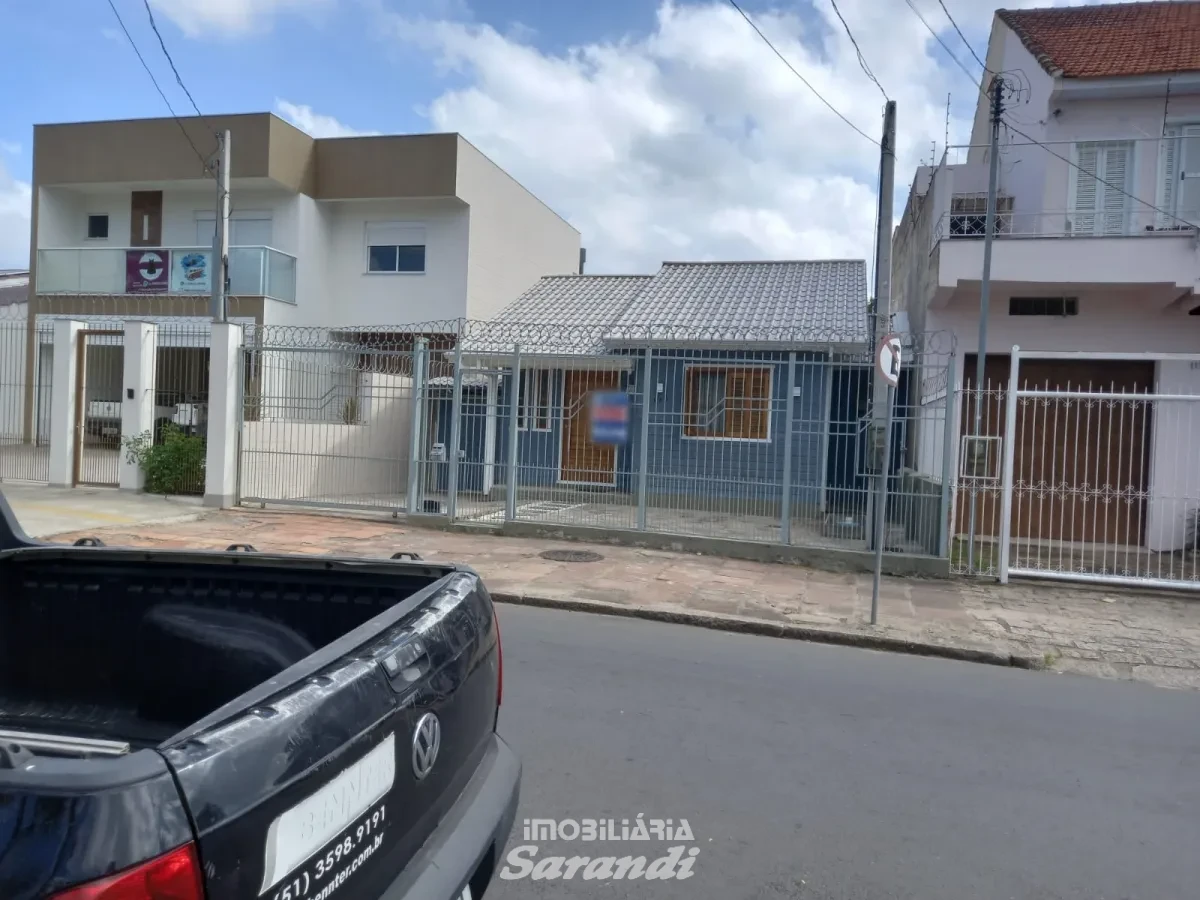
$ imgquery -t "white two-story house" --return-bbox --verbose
[893,1,1200,564]
[10,112,580,456]
[29,112,580,328]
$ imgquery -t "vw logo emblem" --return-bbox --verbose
[411,712,441,780]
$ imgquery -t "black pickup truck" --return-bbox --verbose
[0,491,518,900]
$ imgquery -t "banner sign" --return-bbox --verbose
[125,249,169,294]
[170,250,212,293]
[590,391,631,445]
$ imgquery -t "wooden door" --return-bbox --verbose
[560,370,618,484]
[961,356,1153,544]
[130,191,163,246]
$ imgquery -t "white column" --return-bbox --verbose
[204,322,244,508]
[119,321,158,491]
[49,319,85,487]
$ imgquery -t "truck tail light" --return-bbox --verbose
[49,843,204,900]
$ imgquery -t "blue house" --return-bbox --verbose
[443,260,873,529]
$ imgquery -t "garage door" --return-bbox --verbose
[960,356,1154,545]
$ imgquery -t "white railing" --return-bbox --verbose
[933,207,1199,244]
[35,246,297,303]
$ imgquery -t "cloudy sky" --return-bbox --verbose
[0,0,1125,273]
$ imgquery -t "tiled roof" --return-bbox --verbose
[462,275,653,354]
[609,260,868,344]
[491,275,652,327]
[998,2,1200,78]
[0,275,29,308]
[468,260,869,356]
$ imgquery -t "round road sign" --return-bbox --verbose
[876,334,902,387]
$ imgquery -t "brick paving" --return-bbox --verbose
[47,509,1200,691]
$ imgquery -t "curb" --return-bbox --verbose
[491,592,1045,671]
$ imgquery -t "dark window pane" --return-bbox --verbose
[396,245,426,272]
[87,215,109,239]
[368,245,398,272]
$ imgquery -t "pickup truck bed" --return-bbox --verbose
[0,493,517,900]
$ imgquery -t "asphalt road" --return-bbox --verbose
[489,605,1200,900]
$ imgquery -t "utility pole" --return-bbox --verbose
[867,100,897,560]
[966,75,1005,571]
[211,129,231,323]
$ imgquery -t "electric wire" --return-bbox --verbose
[829,0,890,101]
[104,0,213,175]
[726,0,880,146]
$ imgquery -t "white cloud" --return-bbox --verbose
[391,0,1136,274]
[0,158,31,270]
[148,0,330,37]
[274,100,380,138]
[0,141,20,156]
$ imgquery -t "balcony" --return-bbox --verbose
[35,246,297,304]
[931,200,1200,297]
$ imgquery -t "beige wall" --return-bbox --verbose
[455,137,580,320]
[34,114,276,186]
[315,134,458,200]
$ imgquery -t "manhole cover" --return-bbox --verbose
[539,549,604,563]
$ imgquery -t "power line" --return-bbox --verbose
[104,0,213,175]
[828,0,889,101]
[903,0,979,86]
[141,0,213,133]
[936,0,988,72]
[726,0,879,146]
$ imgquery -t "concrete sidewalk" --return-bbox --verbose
[1,483,203,537]
[39,506,1200,690]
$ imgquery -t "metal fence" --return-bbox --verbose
[74,329,124,487]
[951,351,1200,590]
[238,320,956,560]
[151,322,211,495]
[0,315,53,484]
[238,327,432,511]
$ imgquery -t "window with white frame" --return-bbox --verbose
[1069,141,1132,236]
[1158,124,1200,228]
[518,369,552,431]
[366,222,426,273]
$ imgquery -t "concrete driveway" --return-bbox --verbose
[0,483,202,538]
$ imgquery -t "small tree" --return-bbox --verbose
[122,423,206,495]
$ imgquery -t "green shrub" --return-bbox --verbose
[122,423,206,495]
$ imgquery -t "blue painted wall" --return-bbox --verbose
[431,349,894,512]
[627,350,829,507]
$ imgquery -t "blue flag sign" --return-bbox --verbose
[590,391,630,445]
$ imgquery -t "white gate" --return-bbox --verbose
[989,350,1200,590]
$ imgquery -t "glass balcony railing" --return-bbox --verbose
[35,246,297,303]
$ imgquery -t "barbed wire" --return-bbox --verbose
[2,302,957,357]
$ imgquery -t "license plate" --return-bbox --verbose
[260,733,396,894]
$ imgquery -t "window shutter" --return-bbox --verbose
[1100,142,1131,235]
[366,223,425,247]
[1071,143,1100,235]
[1158,127,1179,228]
